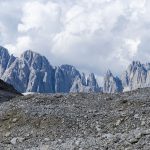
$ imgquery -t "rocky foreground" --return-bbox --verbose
[0,88,150,150]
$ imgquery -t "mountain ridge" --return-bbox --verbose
[1,46,150,94]
[0,46,101,93]
[104,61,150,93]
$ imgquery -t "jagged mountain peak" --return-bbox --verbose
[54,64,81,93]
[104,61,150,93]
[87,73,97,85]
[87,73,100,92]
[0,46,9,54]
[60,64,78,72]
[21,50,47,61]
[105,69,113,76]
[21,49,38,57]
[129,61,145,71]
[21,50,49,61]
[131,61,141,65]
[121,61,149,91]
[88,73,95,78]
[21,50,52,71]
[81,73,86,86]
[103,70,123,93]
[103,61,150,93]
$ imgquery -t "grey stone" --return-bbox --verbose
[0,88,150,149]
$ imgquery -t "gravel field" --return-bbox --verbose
[0,88,150,150]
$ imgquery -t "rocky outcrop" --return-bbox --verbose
[0,79,21,95]
[0,79,22,102]
[103,70,123,93]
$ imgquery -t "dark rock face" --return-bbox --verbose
[0,88,150,149]
[0,46,101,93]
[0,79,22,102]
[0,79,21,94]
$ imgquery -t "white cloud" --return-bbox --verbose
[124,38,141,57]
[5,36,31,56]
[1,0,150,81]
[18,1,62,33]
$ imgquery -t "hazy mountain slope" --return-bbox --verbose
[104,61,150,93]
[121,61,150,91]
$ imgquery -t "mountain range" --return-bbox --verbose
[103,61,150,93]
[0,46,100,93]
[1,46,150,94]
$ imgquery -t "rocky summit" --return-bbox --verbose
[0,88,150,149]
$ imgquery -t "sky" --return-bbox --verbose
[0,0,150,83]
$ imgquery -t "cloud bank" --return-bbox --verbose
[0,0,150,81]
